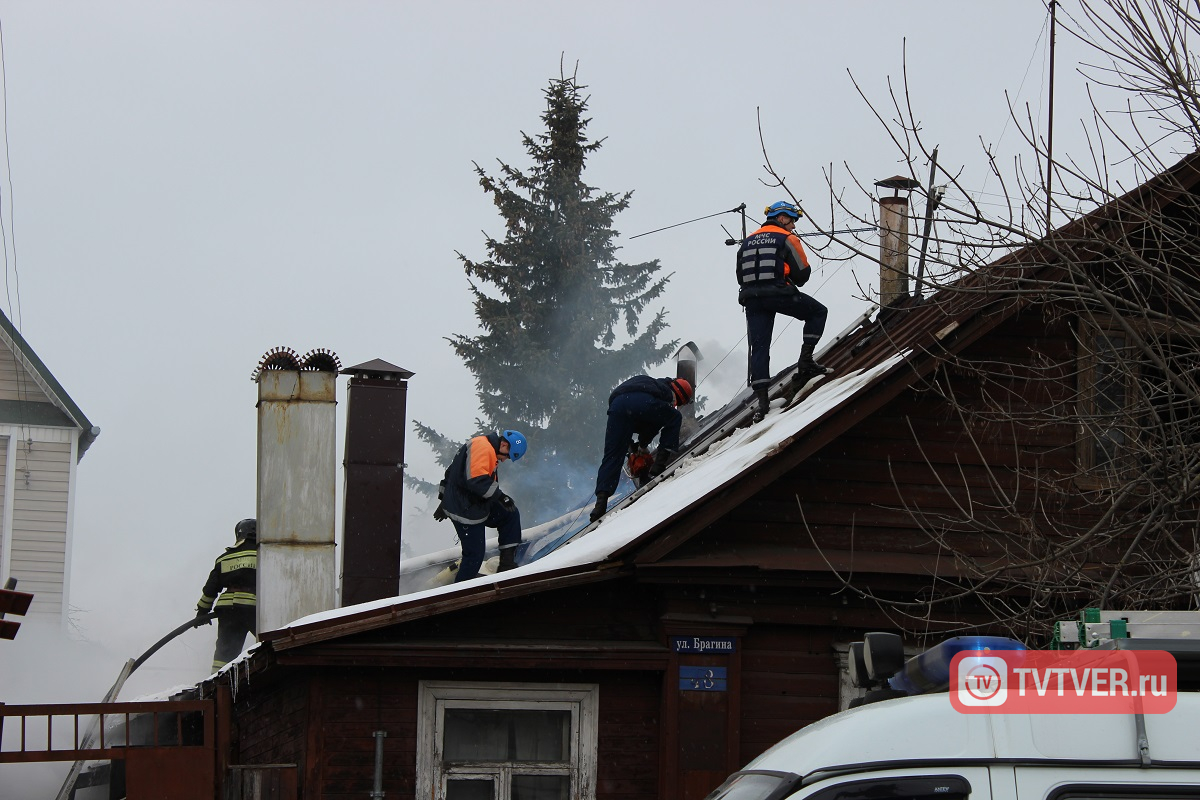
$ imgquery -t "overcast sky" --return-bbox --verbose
[0,0,1129,738]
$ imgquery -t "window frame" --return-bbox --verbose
[1074,315,1196,488]
[1076,317,1140,487]
[417,681,599,800]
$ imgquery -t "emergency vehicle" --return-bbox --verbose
[704,611,1200,800]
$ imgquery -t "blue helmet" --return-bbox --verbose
[501,429,528,462]
[764,200,802,221]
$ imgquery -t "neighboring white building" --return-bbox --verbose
[0,308,98,625]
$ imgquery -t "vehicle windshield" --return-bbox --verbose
[705,771,799,800]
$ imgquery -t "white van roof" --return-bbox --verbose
[745,693,1200,779]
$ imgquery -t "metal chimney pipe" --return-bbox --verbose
[339,359,414,607]
[675,342,702,441]
[875,176,920,308]
[255,350,339,634]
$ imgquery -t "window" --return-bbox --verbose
[801,774,971,800]
[1076,318,1200,485]
[417,682,599,800]
[1047,787,1200,800]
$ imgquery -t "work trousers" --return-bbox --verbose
[744,292,828,387]
[594,392,681,497]
[452,502,522,582]
[212,604,256,671]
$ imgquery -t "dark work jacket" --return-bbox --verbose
[736,223,812,303]
[196,538,257,612]
[608,375,676,408]
[442,433,504,525]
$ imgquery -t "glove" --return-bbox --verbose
[195,607,212,623]
[433,503,448,522]
[648,448,676,479]
[496,493,517,513]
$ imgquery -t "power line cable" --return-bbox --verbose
[629,205,746,240]
[0,14,34,483]
[0,15,20,335]
[978,8,1051,199]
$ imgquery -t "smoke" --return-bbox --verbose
[499,449,600,526]
[0,619,130,798]
[402,487,462,557]
[694,337,749,404]
[0,613,230,797]
[0,763,67,799]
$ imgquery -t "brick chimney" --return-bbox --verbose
[339,358,414,607]
[254,348,340,634]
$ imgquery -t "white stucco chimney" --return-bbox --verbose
[254,348,340,634]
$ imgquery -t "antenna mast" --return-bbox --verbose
[1046,0,1057,236]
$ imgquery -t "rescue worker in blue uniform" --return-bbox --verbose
[590,375,694,522]
[433,430,528,582]
[737,200,830,422]
[196,518,258,672]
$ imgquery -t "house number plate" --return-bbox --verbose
[679,666,727,691]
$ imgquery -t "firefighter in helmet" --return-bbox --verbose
[195,518,258,672]
[737,200,830,422]
[433,430,528,582]
[590,375,694,523]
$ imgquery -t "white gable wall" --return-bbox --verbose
[0,343,52,404]
[0,428,78,623]
[0,331,83,624]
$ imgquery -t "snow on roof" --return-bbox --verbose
[275,353,905,635]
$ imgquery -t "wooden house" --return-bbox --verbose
[200,152,1200,800]
[0,308,98,623]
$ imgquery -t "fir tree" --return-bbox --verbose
[415,67,674,523]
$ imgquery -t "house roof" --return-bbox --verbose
[0,306,99,459]
[260,150,1200,652]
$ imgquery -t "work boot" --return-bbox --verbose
[648,448,676,479]
[795,341,832,377]
[589,492,610,523]
[498,546,518,572]
[750,385,770,423]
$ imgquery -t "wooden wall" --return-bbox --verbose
[232,675,310,782]
[234,666,661,800]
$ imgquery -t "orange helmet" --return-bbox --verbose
[669,378,694,406]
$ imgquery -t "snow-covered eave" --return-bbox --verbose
[263,560,620,650]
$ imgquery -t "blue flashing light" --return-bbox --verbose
[888,636,1027,696]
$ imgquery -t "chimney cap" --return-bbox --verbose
[874,175,922,195]
[340,358,415,380]
[674,341,703,363]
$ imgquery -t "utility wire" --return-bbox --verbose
[0,14,32,484]
[0,15,20,335]
[629,205,746,240]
